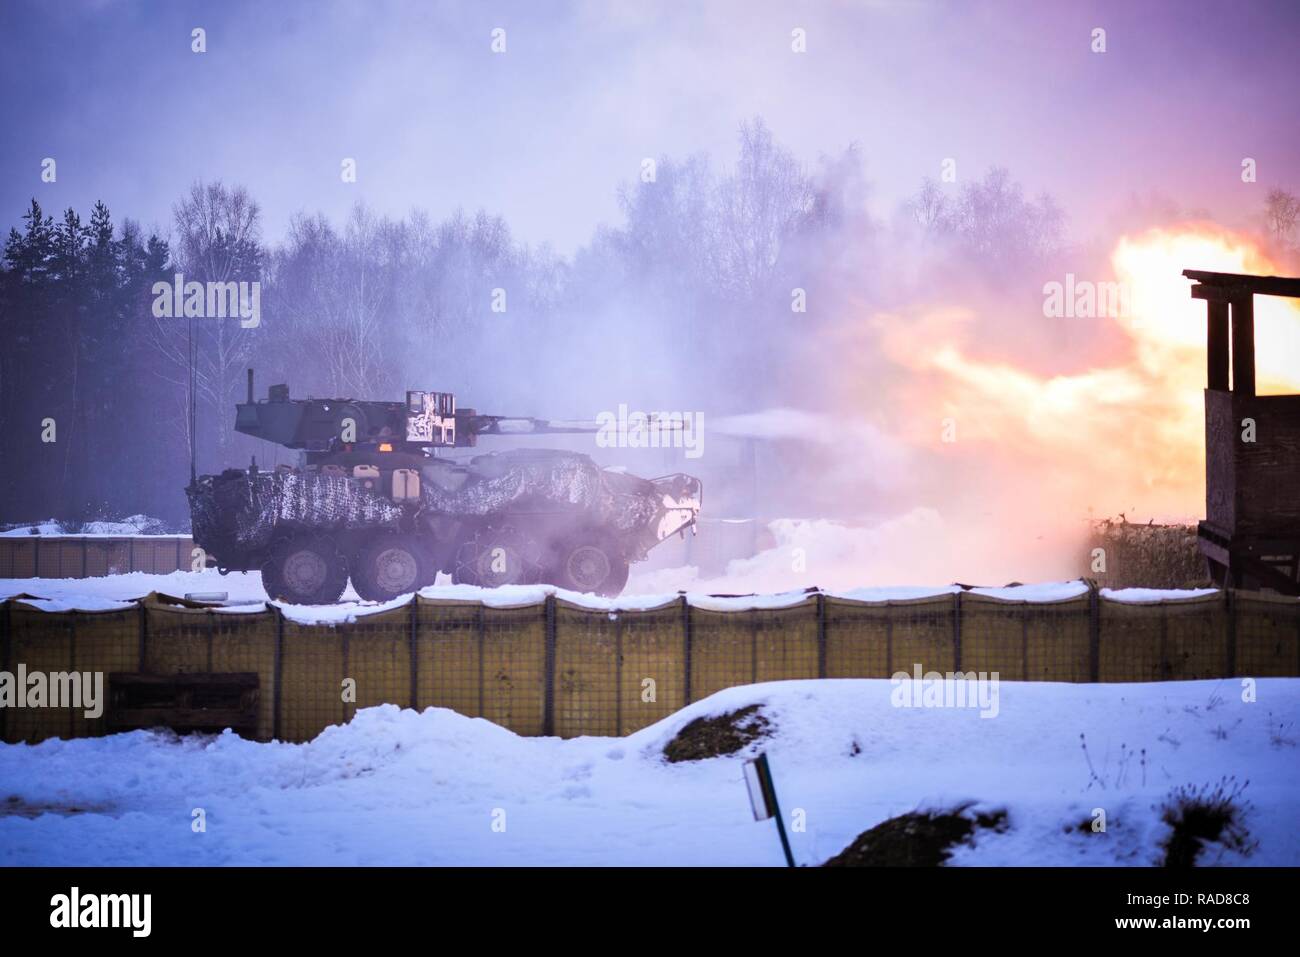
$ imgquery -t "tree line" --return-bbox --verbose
[8,117,1284,530]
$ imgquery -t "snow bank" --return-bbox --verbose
[1,678,1295,866]
[0,515,177,537]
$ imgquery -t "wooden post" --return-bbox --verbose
[137,600,148,671]
[1086,580,1101,682]
[614,611,623,735]
[272,607,284,741]
[885,613,894,677]
[408,594,419,712]
[340,629,350,726]
[681,595,693,705]
[750,608,758,685]
[952,591,963,672]
[1206,299,1230,391]
[542,594,556,737]
[1020,611,1030,681]
[1,600,10,743]
[476,605,486,718]
[1230,296,1255,397]
[815,592,827,679]
[1159,605,1170,679]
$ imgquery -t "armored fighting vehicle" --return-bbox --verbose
[186,373,702,603]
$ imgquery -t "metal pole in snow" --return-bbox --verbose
[744,751,796,867]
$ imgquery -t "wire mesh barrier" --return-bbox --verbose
[1,585,1296,744]
[1233,591,1300,676]
[0,537,194,579]
[1097,590,1230,680]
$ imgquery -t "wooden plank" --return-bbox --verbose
[1197,535,1231,566]
[1184,270,1300,298]
[1204,390,1236,532]
[107,671,260,734]
[1231,394,1300,538]
[108,708,257,729]
[1237,554,1300,596]
[111,672,260,689]
[1192,283,1244,303]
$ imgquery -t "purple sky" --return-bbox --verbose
[2,0,1298,252]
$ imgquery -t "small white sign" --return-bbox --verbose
[744,758,772,821]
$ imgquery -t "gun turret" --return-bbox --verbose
[233,371,606,453]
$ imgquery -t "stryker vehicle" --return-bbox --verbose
[187,372,702,603]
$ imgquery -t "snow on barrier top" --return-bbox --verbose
[0,578,1239,621]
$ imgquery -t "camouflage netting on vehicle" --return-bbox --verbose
[188,449,690,567]
[189,468,404,554]
[421,450,660,533]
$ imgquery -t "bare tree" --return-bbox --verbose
[912,166,1063,272]
[909,177,950,231]
[148,181,262,468]
[1265,187,1299,246]
[716,118,815,302]
[276,205,398,399]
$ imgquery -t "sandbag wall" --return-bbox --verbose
[1,587,1297,745]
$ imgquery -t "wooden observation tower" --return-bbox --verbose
[1185,269,1300,594]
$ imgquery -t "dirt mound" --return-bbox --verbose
[663,704,770,762]
[823,807,1008,866]
[1,795,108,819]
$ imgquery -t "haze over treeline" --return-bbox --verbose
[3,113,1297,532]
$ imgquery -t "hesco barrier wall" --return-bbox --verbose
[1,587,1297,745]
[0,536,195,578]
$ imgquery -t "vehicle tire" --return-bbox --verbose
[452,525,541,588]
[261,535,348,605]
[352,533,430,602]
[548,533,630,597]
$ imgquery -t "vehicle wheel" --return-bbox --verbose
[548,533,630,597]
[261,535,348,605]
[452,525,541,588]
[352,533,429,602]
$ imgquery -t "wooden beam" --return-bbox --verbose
[1184,270,1300,298]
[1206,299,1229,390]
[1236,552,1300,597]
[1192,283,1244,303]
[1230,296,1255,397]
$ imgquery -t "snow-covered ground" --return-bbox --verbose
[1,678,1295,866]
[0,515,175,537]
